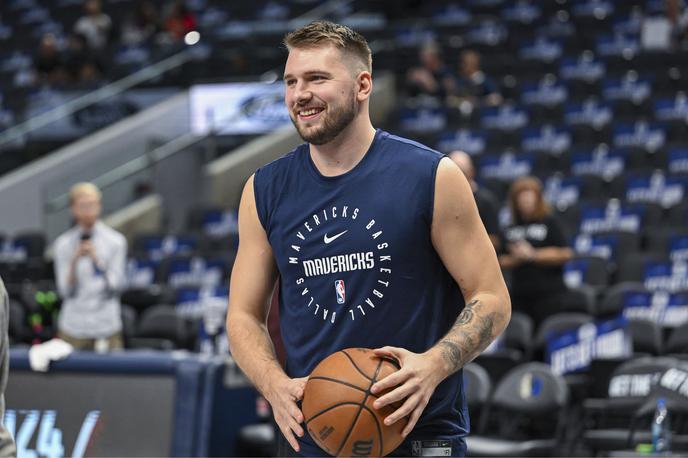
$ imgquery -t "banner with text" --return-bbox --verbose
[546,316,632,375]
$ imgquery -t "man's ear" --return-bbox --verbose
[356,71,373,102]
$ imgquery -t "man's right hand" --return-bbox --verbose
[266,375,308,452]
[74,241,94,259]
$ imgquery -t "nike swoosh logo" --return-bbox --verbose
[323,230,348,244]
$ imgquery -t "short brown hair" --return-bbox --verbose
[283,21,372,73]
[508,176,551,223]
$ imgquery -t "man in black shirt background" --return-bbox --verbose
[449,150,501,251]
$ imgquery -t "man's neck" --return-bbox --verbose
[78,222,97,232]
[309,117,376,177]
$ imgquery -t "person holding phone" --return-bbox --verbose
[0,277,16,455]
[53,182,127,351]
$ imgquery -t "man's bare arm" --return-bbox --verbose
[226,175,306,451]
[434,297,502,375]
[227,175,281,392]
[371,158,510,433]
[428,157,511,378]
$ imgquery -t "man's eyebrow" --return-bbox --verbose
[283,70,333,80]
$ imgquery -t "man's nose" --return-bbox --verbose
[293,81,312,104]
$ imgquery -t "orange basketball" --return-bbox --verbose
[302,347,406,457]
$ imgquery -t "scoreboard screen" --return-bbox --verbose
[6,372,175,457]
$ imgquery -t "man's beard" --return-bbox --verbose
[291,93,357,145]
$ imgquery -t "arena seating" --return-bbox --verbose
[2,0,688,455]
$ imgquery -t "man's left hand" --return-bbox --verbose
[370,346,447,437]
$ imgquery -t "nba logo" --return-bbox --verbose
[335,280,346,304]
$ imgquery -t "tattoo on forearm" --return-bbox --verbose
[438,300,502,373]
[456,299,479,324]
[478,313,497,348]
[437,341,463,369]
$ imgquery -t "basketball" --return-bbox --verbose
[302,347,406,457]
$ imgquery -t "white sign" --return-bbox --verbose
[190,82,290,134]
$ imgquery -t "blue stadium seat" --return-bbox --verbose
[161,255,229,290]
[518,37,563,64]
[397,105,448,134]
[521,124,572,157]
[573,231,641,263]
[132,233,199,261]
[544,174,589,212]
[479,104,529,132]
[126,256,160,288]
[668,202,688,228]
[466,362,570,457]
[564,99,613,145]
[477,151,536,183]
[462,362,492,434]
[595,33,640,60]
[133,304,191,350]
[665,322,688,355]
[187,207,239,238]
[582,356,680,455]
[535,312,594,354]
[612,121,667,154]
[577,200,662,235]
[612,169,687,200]
[564,256,611,289]
[436,128,488,156]
[667,147,688,175]
[597,282,647,318]
[642,258,688,292]
[569,146,626,181]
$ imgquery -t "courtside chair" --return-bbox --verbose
[466,362,570,457]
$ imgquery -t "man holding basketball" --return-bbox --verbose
[227,21,511,457]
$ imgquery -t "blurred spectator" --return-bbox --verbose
[0,95,13,131]
[33,33,67,85]
[0,277,16,456]
[64,33,105,84]
[405,44,455,102]
[260,1,290,20]
[77,61,106,86]
[164,0,197,41]
[73,0,112,51]
[120,1,159,47]
[499,177,574,327]
[448,150,501,251]
[450,50,502,108]
[53,183,127,352]
[667,0,688,47]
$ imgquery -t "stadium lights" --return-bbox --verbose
[184,31,201,46]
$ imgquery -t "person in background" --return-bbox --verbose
[73,0,112,51]
[33,33,67,85]
[120,1,159,47]
[64,33,88,80]
[448,150,501,251]
[405,44,456,102]
[0,277,17,456]
[451,50,502,108]
[666,0,688,48]
[499,177,574,327]
[164,0,196,41]
[53,183,127,351]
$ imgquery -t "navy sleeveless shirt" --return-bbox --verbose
[254,130,468,455]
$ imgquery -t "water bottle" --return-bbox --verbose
[652,397,671,453]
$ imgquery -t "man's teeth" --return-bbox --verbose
[300,108,322,116]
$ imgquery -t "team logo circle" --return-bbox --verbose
[287,205,391,325]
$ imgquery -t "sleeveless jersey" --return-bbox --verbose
[254,130,469,455]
